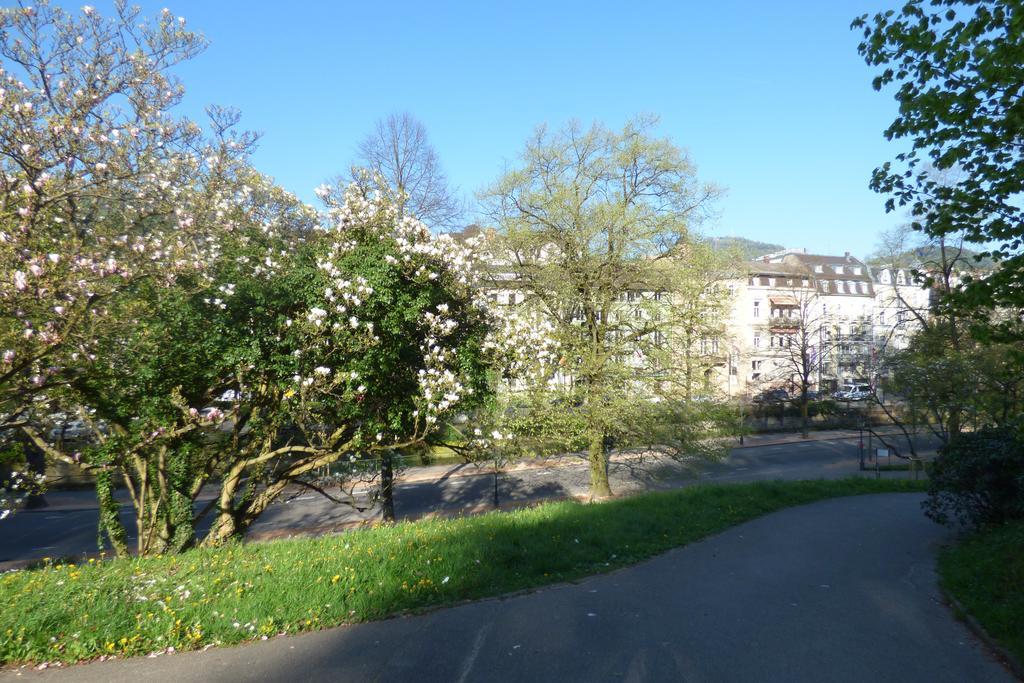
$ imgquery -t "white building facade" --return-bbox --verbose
[460,225,933,400]
[720,249,932,397]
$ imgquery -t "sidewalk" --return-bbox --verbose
[22,428,890,513]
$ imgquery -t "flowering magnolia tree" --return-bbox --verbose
[39,176,537,555]
[0,3,557,547]
[0,1,259,519]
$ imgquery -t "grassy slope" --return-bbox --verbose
[1,478,926,665]
[939,520,1024,665]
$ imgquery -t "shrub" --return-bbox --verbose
[814,399,841,416]
[923,428,1024,529]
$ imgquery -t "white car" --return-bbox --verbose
[836,385,873,401]
[47,419,104,442]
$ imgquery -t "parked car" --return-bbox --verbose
[753,388,789,403]
[46,418,107,442]
[834,384,873,401]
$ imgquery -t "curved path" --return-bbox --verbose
[6,493,1013,682]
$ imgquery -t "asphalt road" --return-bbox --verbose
[5,493,1011,682]
[0,433,941,566]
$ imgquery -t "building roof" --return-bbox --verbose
[446,224,492,244]
[744,260,809,277]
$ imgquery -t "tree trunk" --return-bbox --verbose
[23,444,47,509]
[95,469,129,557]
[202,465,244,547]
[204,512,238,546]
[587,431,612,499]
[379,450,395,523]
[492,458,501,509]
[801,397,809,438]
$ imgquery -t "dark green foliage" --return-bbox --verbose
[853,1,1024,338]
[923,428,1024,529]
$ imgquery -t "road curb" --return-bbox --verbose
[25,430,904,511]
[940,585,1024,681]
[731,432,860,449]
[17,429,922,517]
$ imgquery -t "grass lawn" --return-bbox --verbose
[1,478,926,666]
[938,520,1024,665]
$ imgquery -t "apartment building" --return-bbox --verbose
[871,265,932,352]
[456,226,932,399]
[722,250,930,397]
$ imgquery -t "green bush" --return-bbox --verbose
[814,399,841,416]
[923,428,1024,529]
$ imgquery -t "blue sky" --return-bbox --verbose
[66,1,905,257]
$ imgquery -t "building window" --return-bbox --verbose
[814,265,824,273]
[852,266,862,275]
[836,281,845,293]
[701,339,720,354]
[753,335,761,348]
[753,300,761,318]
[752,360,762,371]
[834,265,844,275]
[802,278,809,287]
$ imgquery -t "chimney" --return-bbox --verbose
[844,251,851,260]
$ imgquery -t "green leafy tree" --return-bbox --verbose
[865,224,1023,463]
[853,1,1024,339]
[882,322,1024,444]
[478,117,728,498]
